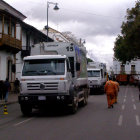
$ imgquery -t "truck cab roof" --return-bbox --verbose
[23,55,67,60]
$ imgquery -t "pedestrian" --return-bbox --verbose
[113,81,119,104]
[14,78,20,94]
[104,78,117,109]
[4,78,11,102]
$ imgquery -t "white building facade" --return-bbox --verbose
[0,0,53,84]
[113,59,140,78]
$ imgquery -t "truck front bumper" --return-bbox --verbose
[18,94,72,106]
[90,85,103,89]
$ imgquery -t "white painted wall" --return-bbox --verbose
[113,59,140,75]
[16,52,23,80]
[16,30,39,80]
[0,51,14,81]
[22,30,26,47]
[16,24,21,40]
[11,25,15,37]
[16,29,26,80]
[4,22,8,34]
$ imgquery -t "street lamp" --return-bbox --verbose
[46,1,59,42]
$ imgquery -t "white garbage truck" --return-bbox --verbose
[87,62,107,94]
[18,42,89,115]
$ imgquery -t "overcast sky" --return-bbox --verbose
[5,0,135,69]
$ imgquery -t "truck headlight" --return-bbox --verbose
[58,82,66,93]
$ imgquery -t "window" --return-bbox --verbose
[88,70,100,77]
[131,65,135,72]
[120,65,125,72]
[22,59,65,76]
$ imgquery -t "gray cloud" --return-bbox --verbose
[6,0,134,38]
[19,0,134,39]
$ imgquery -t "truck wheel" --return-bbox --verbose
[80,93,88,107]
[20,104,32,116]
[70,97,78,114]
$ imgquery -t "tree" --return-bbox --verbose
[87,57,93,63]
[114,0,140,63]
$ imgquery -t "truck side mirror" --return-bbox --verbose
[76,62,80,71]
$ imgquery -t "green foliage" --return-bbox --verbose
[114,0,140,63]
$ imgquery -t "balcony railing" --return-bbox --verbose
[0,33,22,52]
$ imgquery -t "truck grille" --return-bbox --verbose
[27,82,58,90]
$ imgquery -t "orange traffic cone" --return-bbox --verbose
[3,105,8,115]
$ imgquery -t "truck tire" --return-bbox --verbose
[80,93,88,107]
[20,104,32,116]
[69,97,78,114]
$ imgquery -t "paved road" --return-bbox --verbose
[0,86,140,140]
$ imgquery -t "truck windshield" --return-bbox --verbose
[22,59,65,76]
[88,70,100,77]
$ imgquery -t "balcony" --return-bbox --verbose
[0,33,22,53]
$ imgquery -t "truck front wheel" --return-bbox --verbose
[20,104,32,116]
[80,92,88,107]
[69,97,78,114]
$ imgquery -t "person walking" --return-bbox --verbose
[14,78,20,94]
[113,81,119,103]
[4,78,11,102]
[104,78,117,108]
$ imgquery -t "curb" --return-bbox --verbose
[0,101,18,108]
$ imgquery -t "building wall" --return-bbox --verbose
[0,51,14,81]
[113,60,140,75]
[22,30,26,47]
[0,18,20,82]
[16,30,39,79]
[16,52,23,79]
[0,14,47,80]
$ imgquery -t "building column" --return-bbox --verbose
[2,14,4,34]
[9,17,11,36]
[20,25,22,42]
[13,54,16,81]
[14,23,16,38]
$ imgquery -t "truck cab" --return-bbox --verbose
[87,62,107,94]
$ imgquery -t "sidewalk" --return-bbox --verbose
[0,93,19,106]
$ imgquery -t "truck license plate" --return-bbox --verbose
[38,96,46,100]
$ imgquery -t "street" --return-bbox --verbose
[0,85,140,140]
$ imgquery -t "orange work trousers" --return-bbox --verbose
[112,91,118,104]
[106,93,115,107]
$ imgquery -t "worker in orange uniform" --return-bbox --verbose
[104,78,117,108]
[113,81,119,104]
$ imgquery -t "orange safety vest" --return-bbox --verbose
[104,80,116,94]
